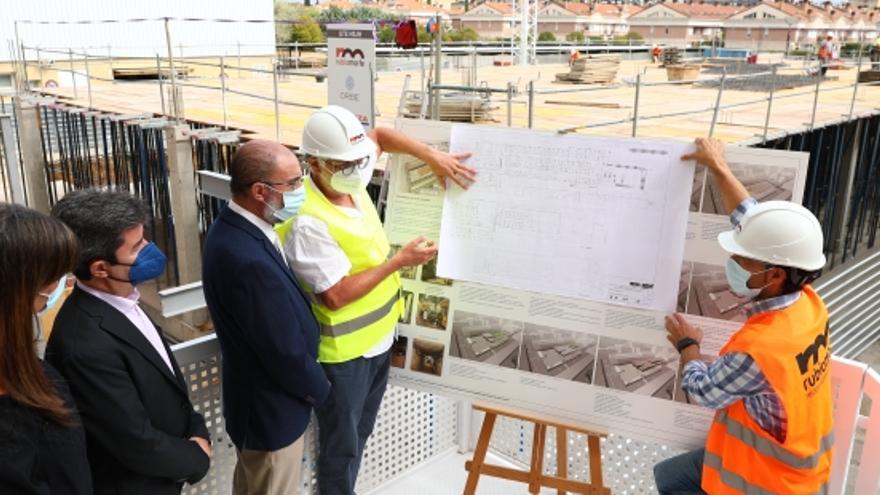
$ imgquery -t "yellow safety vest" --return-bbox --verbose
[276,177,403,363]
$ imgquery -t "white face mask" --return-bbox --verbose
[725,258,771,300]
[327,154,375,195]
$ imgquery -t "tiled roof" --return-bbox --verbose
[661,1,746,19]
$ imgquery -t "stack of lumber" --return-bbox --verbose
[112,66,193,80]
[404,93,495,122]
[554,55,620,84]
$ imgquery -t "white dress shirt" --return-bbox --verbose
[282,185,394,358]
[77,281,175,373]
[228,200,288,265]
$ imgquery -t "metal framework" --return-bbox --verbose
[514,0,538,66]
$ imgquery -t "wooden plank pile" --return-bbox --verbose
[404,93,496,122]
[554,55,620,84]
[112,66,193,80]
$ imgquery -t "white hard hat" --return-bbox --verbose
[717,201,826,271]
[301,105,376,161]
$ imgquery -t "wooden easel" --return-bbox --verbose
[463,403,610,495]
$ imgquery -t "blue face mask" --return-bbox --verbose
[38,274,68,314]
[725,257,771,299]
[113,242,167,285]
[263,185,305,223]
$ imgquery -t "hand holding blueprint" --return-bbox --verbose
[438,125,695,312]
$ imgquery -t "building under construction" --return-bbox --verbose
[2,2,880,493]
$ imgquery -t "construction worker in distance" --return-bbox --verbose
[276,105,476,495]
[870,33,880,71]
[818,35,832,75]
[569,48,582,66]
[652,44,663,64]
[653,138,833,494]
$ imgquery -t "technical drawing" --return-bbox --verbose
[440,126,693,312]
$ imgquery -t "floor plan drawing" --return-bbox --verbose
[438,125,695,312]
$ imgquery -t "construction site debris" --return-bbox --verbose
[403,93,496,122]
[554,55,620,84]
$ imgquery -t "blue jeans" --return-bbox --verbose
[316,349,391,495]
[653,448,707,495]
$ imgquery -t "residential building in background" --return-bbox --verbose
[628,2,744,46]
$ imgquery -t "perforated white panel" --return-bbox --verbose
[174,336,680,494]
[299,384,459,494]
[358,385,459,493]
[175,338,236,495]
[487,415,685,494]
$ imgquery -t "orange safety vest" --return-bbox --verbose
[702,285,833,494]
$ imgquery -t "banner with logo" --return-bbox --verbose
[326,23,376,129]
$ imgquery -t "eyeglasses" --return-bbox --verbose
[319,156,370,176]
[255,176,304,190]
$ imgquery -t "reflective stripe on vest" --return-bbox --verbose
[319,291,400,337]
[704,452,829,495]
[714,411,834,470]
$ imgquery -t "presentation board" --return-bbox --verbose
[385,119,810,449]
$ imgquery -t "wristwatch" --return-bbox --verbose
[675,337,700,353]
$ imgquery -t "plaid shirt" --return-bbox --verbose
[681,197,795,443]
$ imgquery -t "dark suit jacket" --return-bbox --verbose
[46,287,210,495]
[202,205,330,452]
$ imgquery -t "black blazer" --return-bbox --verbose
[0,362,92,495]
[46,287,210,495]
[202,205,330,452]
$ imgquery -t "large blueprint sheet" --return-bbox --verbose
[438,125,695,312]
[386,119,811,450]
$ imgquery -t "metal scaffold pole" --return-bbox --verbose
[272,60,281,142]
[849,34,864,120]
[220,56,228,130]
[708,68,726,138]
[164,17,180,121]
[156,54,166,116]
[518,0,529,66]
[83,48,93,110]
[762,66,778,143]
[632,74,642,138]
[69,48,79,99]
[433,15,442,120]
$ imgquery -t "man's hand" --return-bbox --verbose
[392,236,438,268]
[665,313,703,349]
[190,436,213,458]
[426,150,477,190]
[681,137,729,176]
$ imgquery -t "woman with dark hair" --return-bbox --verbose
[0,202,92,494]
